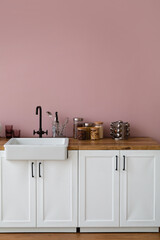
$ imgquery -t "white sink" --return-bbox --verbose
[4,138,69,160]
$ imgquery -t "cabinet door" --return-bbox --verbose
[37,150,77,227]
[0,152,36,227]
[79,150,119,227]
[120,150,160,227]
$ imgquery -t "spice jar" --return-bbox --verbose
[77,127,87,140]
[83,127,90,139]
[84,122,93,139]
[94,121,103,139]
[73,118,84,139]
[90,127,99,140]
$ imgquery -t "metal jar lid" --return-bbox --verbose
[73,117,83,122]
[84,122,93,127]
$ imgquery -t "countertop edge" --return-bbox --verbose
[1,137,160,151]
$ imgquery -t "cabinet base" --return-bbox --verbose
[0,227,77,233]
[0,227,158,233]
[80,227,159,233]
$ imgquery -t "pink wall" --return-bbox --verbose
[0,0,160,140]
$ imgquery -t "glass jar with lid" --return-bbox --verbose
[94,121,103,139]
[90,127,99,140]
[73,117,84,139]
[77,127,87,140]
[84,122,93,139]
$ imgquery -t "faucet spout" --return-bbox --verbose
[36,106,42,132]
[33,106,48,138]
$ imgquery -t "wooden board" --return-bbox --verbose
[1,137,160,151]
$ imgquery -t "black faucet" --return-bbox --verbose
[33,106,48,138]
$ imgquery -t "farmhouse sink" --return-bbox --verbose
[4,138,69,160]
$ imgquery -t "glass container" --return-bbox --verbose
[77,127,87,140]
[84,122,93,139]
[5,125,13,139]
[73,118,84,139]
[90,127,99,140]
[13,129,21,138]
[94,121,103,139]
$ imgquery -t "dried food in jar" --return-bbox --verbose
[94,121,103,139]
[73,117,83,139]
[77,127,87,140]
[90,127,99,140]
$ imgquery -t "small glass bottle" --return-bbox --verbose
[73,118,84,139]
[52,120,59,137]
[77,127,87,140]
[90,127,99,140]
[94,121,103,139]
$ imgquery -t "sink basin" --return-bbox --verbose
[4,138,69,160]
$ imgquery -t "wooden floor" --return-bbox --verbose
[0,233,160,240]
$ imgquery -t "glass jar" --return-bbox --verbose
[83,127,90,140]
[77,127,87,140]
[94,121,103,139]
[90,127,99,140]
[73,118,83,139]
[84,122,93,139]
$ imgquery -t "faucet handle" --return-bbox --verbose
[45,130,48,135]
[33,130,36,135]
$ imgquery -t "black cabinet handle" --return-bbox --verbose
[123,155,125,171]
[31,162,34,178]
[39,162,42,177]
[115,155,118,171]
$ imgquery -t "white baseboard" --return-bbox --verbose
[0,227,77,233]
[0,227,158,233]
[80,227,159,233]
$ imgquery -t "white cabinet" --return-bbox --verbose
[1,147,160,232]
[120,150,160,227]
[79,150,160,229]
[0,152,36,228]
[37,151,77,227]
[0,150,78,230]
[79,150,119,227]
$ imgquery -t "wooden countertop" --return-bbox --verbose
[68,137,160,150]
[1,137,160,151]
[0,138,9,150]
